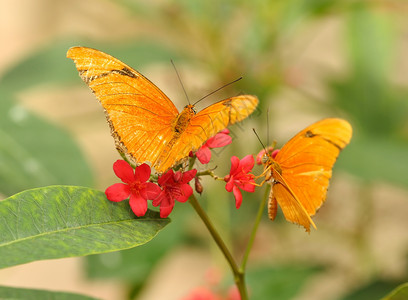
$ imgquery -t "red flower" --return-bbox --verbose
[105,160,161,217]
[227,286,241,300]
[195,129,232,164]
[181,287,221,300]
[153,169,197,218]
[256,147,280,165]
[224,155,255,208]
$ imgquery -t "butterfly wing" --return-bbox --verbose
[153,95,259,172]
[271,118,352,231]
[187,95,258,146]
[67,46,179,167]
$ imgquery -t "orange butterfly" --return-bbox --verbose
[260,118,352,232]
[67,47,258,173]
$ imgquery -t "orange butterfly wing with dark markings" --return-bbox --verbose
[265,118,352,232]
[67,46,258,173]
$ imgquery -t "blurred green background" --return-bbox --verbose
[0,0,407,299]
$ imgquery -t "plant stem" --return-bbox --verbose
[240,185,269,272]
[189,194,248,300]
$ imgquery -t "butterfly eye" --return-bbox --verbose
[261,154,269,164]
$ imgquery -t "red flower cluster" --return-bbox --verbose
[106,133,257,218]
[224,155,256,208]
[105,160,196,218]
[153,169,197,218]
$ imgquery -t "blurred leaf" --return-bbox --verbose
[247,265,322,300]
[346,4,395,82]
[85,204,187,280]
[336,134,408,187]
[0,42,78,92]
[0,186,170,269]
[331,78,408,138]
[0,41,181,93]
[99,42,182,69]
[332,4,407,138]
[382,282,408,300]
[0,91,93,196]
[341,280,404,300]
[85,203,191,298]
[0,285,98,300]
[327,4,408,187]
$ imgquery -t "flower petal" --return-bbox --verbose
[129,193,148,217]
[206,132,232,148]
[271,149,280,159]
[240,155,255,172]
[156,192,174,217]
[196,146,212,164]
[159,204,174,218]
[240,181,256,192]
[225,177,234,192]
[134,163,151,182]
[158,169,174,186]
[143,182,162,200]
[174,170,183,182]
[229,156,241,175]
[232,186,243,209]
[152,191,165,207]
[177,184,193,202]
[113,160,135,184]
[105,183,130,202]
[182,169,197,183]
[256,149,267,165]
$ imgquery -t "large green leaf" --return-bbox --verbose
[247,265,322,300]
[382,282,408,300]
[0,92,93,196]
[0,286,98,300]
[0,186,170,269]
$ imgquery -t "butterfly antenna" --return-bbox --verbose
[193,77,243,106]
[266,107,270,146]
[253,128,267,153]
[171,60,190,105]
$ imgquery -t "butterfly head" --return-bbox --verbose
[183,104,197,114]
[256,142,279,166]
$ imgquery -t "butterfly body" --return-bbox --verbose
[67,47,258,173]
[261,118,352,232]
[173,105,196,134]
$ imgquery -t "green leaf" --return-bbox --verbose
[341,280,404,300]
[0,186,170,269]
[336,134,408,188]
[382,282,408,300]
[0,285,98,300]
[247,265,322,300]
[0,92,93,196]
